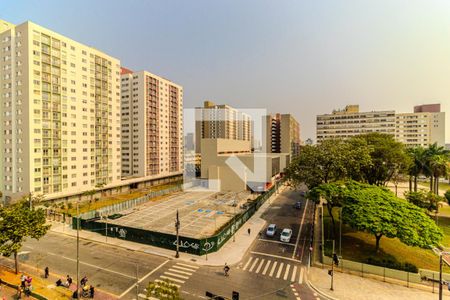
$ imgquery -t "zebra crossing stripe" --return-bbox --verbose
[249,258,259,272]
[299,267,304,284]
[160,275,185,284]
[171,265,195,273]
[276,262,284,279]
[269,261,278,277]
[283,264,291,280]
[168,268,192,276]
[255,259,265,274]
[243,257,253,271]
[291,266,297,282]
[262,260,271,275]
[175,262,199,269]
[163,272,189,280]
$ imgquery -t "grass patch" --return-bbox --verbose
[323,207,450,272]
[56,181,181,215]
[418,181,450,193]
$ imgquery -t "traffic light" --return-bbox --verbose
[333,253,340,266]
[328,269,333,276]
[232,291,240,300]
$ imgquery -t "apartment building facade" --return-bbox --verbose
[120,68,183,178]
[316,104,445,147]
[0,20,122,202]
[316,105,396,142]
[264,113,300,156]
[195,101,252,153]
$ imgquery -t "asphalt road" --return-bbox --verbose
[0,187,321,300]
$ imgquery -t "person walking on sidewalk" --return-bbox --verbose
[44,266,49,278]
[247,228,251,235]
[224,263,230,276]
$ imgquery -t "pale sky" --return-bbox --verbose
[2,0,449,142]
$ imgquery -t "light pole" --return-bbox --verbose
[439,251,450,300]
[76,201,80,298]
[175,209,180,258]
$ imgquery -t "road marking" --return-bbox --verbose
[294,292,299,296]
[243,257,253,271]
[258,238,296,246]
[291,266,297,282]
[299,267,304,284]
[249,258,259,272]
[154,279,181,288]
[251,251,300,262]
[262,260,271,275]
[276,262,284,279]
[269,261,278,277]
[171,265,195,272]
[293,200,309,259]
[168,268,192,276]
[119,260,170,298]
[175,262,199,269]
[283,264,291,280]
[160,275,185,284]
[164,272,189,280]
[255,259,265,274]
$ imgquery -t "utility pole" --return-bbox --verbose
[175,209,180,258]
[331,240,335,291]
[439,251,450,300]
[339,208,342,257]
[76,201,80,298]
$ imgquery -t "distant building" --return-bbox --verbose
[120,68,183,178]
[316,105,396,143]
[185,133,195,152]
[195,101,252,153]
[316,104,446,147]
[264,113,300,156]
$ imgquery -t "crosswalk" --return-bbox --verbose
[240,257,304,284]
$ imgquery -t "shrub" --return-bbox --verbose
[445,190,450,205]
[366,257,418,273]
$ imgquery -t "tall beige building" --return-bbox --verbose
[316,104,445,147]
[396,104,445,147]
[195,101,252,153]
[264,113,300,156]
[0,20,122,202]
[120,68,183,178]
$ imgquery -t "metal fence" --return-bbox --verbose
[74,181,282,255]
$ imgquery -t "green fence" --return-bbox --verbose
[73,181,282,255]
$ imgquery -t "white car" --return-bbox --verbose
[266,224,277,237]
[280,228,292,243]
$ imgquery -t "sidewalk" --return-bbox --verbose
[49,185,288,267]
[307,266,450,300]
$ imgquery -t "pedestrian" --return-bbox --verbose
[66,275,73,287]
[90,285,95,298]
[44,266,49,278]
[20,274,26,287]
[223,263,230,276]
[80,275,88,287]
[247,228,251,235]
[17,285,23,299]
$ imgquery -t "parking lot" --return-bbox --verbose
[99,189,257,238]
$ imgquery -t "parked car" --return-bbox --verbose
[266,224,277,237]
[294,201,302,209]
[280,228,292,243]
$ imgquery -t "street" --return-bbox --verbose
[0,187,321,300]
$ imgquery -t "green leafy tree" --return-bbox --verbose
[0,197,51,273]
[351,133,411,186]
[445,190,450,205]
[406,146,427,192]
[146,279,182,300]
[343,186,443,252]
[424,143,449,196]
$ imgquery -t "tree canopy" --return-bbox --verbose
[0,197,50,273]
[146,279,182,300]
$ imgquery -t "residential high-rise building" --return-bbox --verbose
[264,113,300,156]
[396,104,445,147]
[316,105,396,143]
[195,101,252,153]
[120,68,183,178]
[316,104,446,147]
[0,20,122,202]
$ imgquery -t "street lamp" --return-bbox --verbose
[439,251,450,300]
[76,200,80,298]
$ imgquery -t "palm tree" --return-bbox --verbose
[407,146,427,192]
[424,143,450,196]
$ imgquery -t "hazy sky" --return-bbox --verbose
[2,0,449,142]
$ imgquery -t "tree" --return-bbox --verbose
[146,279,182,300]
[351,133,411,186]
[342,185,442,252]
[445,190,450,205]
[406,146,427,192]
[404,190,444,212]
[0,197,51,273]
[423,143,449,196]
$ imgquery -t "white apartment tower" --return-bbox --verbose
[120,68,183,178]
[0,20,122,202]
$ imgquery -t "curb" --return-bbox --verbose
[306,277,339,300]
